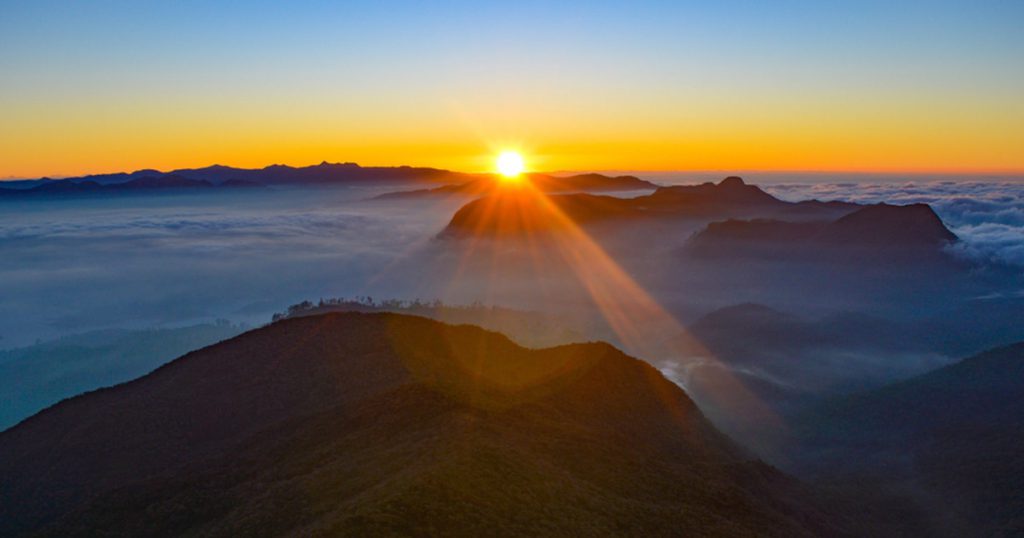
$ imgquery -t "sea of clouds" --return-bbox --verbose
[2,179,1022,348]
[0,189,461,347]
[762,181,1024,267]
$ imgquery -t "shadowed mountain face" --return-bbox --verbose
[685,203,958,260]
[375,172,657,199]
[815,203,957,245]
[441,190,634,237]
[440,177,859,237]
[795,342,1024,536]
[0,312,848,537]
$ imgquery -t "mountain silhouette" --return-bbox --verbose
[440,177,859,237]
[0,162,475,196]
[19,179,104,194]
[110,174,213,189]
[374,173,657,199]
[0,312,848,537]
[168,161,470,186]
[685,203,958,259]
[0,174,248,196]
[643,176,783,207]
[816,203,957,245]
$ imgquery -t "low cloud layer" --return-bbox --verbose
[2,179,1022,349]
[762,181,1024,266]
[0,189,459,347]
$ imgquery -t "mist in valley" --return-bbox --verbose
[3,177,1022,440]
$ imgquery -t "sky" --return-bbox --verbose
[1,0,1023,178]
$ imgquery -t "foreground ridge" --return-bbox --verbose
[0,312,847,537]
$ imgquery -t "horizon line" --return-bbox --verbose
[4,161,1024,182]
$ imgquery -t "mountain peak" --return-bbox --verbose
[648,176,779,207]
[317,161,360,168]
[719,176,746,187]
[685,201,959,260]
[822,202,958,245]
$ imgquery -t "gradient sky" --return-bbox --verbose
[1,0,1023,178]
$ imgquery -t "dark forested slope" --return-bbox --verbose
[0,312,847,537]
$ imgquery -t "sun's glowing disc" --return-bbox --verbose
[496,151,525,179]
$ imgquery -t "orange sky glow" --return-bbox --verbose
[2,2,1022,179]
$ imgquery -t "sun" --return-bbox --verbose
[496,151,525,179]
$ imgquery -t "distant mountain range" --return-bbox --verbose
[0,312,848,537]
[439,176,954,250]
[0,163,659,198]
[0,174,266,196]
[374,172,657,199]
[0,162,477,196]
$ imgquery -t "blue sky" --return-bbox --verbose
[1,0,1022,175]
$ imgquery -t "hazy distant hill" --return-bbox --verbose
[0,312,848,537]
[672,304,951,457]
[0,174,266,196]
[686,303,945,387]
[440,177,858,237]
[685,203,958,260]
[795,342,1024,536]
[374,172,657,199]
[0,162,474,196]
